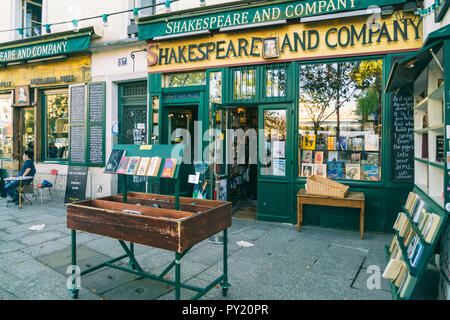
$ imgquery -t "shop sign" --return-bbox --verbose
[30,75,75,85]
[139,0,406,40]
[0,35,90,64]
[0,81,12,88]
[147,14,422,72]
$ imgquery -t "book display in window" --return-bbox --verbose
[313,164,327,177]
[161,158,178,178]
[301,163,313,178]
[345,164,360,180]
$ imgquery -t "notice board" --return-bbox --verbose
[64,166,88,203]
[391,56,414,182]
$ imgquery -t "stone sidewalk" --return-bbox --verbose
[0,197,394,300]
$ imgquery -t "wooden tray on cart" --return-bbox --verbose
[67,192,232,253]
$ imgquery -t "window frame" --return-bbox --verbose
[296,56,385,184]
[23,0,43,38]
[0,92,13,160]
[41,88,69,164]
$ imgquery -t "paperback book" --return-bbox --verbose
[301,163,314,177]
[313,164,327,177]
[136,157,151,176]
[364,134,379,151]
[362,165,379,181]
[351,153,361,163]
[126,157,141,175]
[302,150,313,164]
[147,157,162,177]
[314,151,324,164]
[327,161,344,179]
[338,137,347,151]
[327,136,336,150]
[352,138,363,151]
[302,135,316,150]
[104,149,126,173]
[116,156,130,174]
[345,163,360,180]
[328,151,338,162]
[161,158,178,178]
[367,153,379,165]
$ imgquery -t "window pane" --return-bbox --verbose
[25,1,42,37]
[164,71,206,87]
[46,92,69,160]
[261,109,286,176]
[266,68,287,97]
[233,69,256,100]
[0,94,13,159]
[298,60,383,181]
[209,71,222,104]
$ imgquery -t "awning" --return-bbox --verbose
[386,23,450,93]
[385,40,444,93]
[0,26,102,65]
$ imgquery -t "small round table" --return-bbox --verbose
[5,176,33,209]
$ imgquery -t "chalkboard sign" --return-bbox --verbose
[391,91,414,182]
[88,83,104,123]
[64,166,88,203]
[70,126,85,164]
[89,125,103,164]
[69,85,86,124]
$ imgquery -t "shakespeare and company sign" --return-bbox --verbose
[0,35,90,64]
[146,13,422,73]
[138,0,407,40]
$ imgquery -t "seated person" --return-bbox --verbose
[48,142,58,158]
[5,151,36,204]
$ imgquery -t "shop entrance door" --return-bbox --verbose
[167,106,198,163]
[257,104,292,222]
[118,81,148,193]
[18,107,35,167]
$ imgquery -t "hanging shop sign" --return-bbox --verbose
[139,0,406,40]
[0,35,90,64]
[147,13,422,73]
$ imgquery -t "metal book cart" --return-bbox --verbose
[67,144,232,300]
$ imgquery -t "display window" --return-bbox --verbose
[0,93,13,159]
[43,89,69,160]
[298,59,383,181]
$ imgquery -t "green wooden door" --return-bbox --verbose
[258,104,293,222]
[118,81,148,193]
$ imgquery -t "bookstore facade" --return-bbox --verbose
[0,27,99,191]
[138,1,424,232]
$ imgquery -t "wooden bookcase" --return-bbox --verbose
[385,39,450,300]
[413,46,445,208]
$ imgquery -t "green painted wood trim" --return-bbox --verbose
[414,157,428,165]
[86,82,106,167]
[444,39,450,216]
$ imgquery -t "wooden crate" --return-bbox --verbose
[67,192,232,253]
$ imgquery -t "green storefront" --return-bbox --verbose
[137,0,424,232]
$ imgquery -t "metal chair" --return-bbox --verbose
[35,169,58,204]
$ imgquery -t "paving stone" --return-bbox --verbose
[20,231,66,246]
[351,266,392,293]
[0,221,19,229]
[100,276,173,300]
[289,271,354,300]
[0,240,26,253]
[0,287,19,300]
[20,240,70,257]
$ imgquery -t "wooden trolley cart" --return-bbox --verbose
[66,144,232,299]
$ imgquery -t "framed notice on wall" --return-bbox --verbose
[14,85,30,106]
[68,82,106,167]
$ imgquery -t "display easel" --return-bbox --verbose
[68,144,231,300]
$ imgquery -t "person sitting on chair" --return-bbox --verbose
[5,151,36,204]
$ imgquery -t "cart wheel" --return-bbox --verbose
[70,289,79,299]
[128,261,136,270]
[222,287,228,297]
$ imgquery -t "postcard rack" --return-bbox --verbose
[67,144,232,300]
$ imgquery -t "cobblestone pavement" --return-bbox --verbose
[0,197,394,300]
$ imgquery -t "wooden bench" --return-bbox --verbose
[297,189,366,239]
